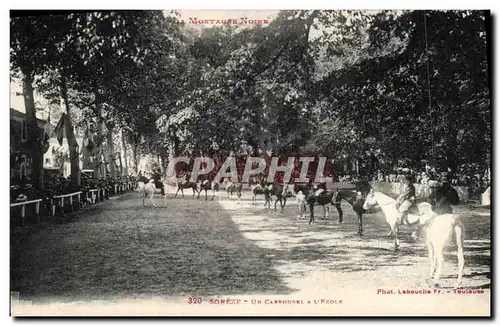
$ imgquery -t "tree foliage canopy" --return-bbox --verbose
[11,10,491,181]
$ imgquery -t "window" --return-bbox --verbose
[20,119,28,142]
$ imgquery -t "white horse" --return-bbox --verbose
[222,179,242,203]
[136,179,167,207]
[417,202,465,288]
[362,190,420,250]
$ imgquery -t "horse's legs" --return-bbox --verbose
[325,206,330,219]
[181,188,185,198]
[237,192,241,204]
[335,203,343,225]
[174,187,180,198]
[192,186,196,197]
[455,222,465,288]
[433,247,445,282]
[308,202,315,225]
[387,223,394,237]
[392,223,400,250]
[197,188,201,199]
[427,240,436,278]
[142,192,146,207]
[149,192,157,208]
[356,212,363,235]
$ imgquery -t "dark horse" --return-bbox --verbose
[175,179,199,198]
[250,177,271,206]
[305,183,339,225]
[198,180,220,201]
[331,189,367,235]
[265,182,294,211]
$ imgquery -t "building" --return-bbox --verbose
[10,107,86,181]
[10,108,49,182]
[43,134,84,177]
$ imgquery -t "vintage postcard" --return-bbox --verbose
[9,9,491,317]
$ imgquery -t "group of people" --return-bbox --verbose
[396,172,460,228]
[137,169,166,196]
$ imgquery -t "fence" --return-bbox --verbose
[10,182,136,228]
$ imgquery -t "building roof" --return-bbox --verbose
[10,108,49,125]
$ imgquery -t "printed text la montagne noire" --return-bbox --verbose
[173,17,271,25]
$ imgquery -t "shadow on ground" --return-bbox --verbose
[219,194,491,289]
[10,193,293,303]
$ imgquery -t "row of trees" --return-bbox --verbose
[11,10,491,189]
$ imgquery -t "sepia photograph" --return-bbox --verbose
[8,8,491,317]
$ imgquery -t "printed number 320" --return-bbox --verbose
[188,297,203,304]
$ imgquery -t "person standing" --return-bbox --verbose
[429,172,460,214]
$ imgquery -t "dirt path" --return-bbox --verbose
[215,190,491,315]
[11,188,490,316]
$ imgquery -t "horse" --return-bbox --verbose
[198,180,221,201]
[174,179,199,198]
[250,178,271,206]
[362,190,421,250]
[417,202,465,289]
[264,182,290,211]
[223,180,243,203]
[332,189,370,235]
[306,187,338,225]
[138,179,167,207]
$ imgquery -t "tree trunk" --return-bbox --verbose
[132,140,139,174]
[445,129,459,174]
[60,74,80,186]
[118,154,123,176]
[93,89,105,180]
[21,68,44,190]
[106,122,117,178]
[120,129,129,176]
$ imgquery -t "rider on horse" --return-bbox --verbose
[153,168,165,196]
[395,175,416,225]
[429,172,460,214]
